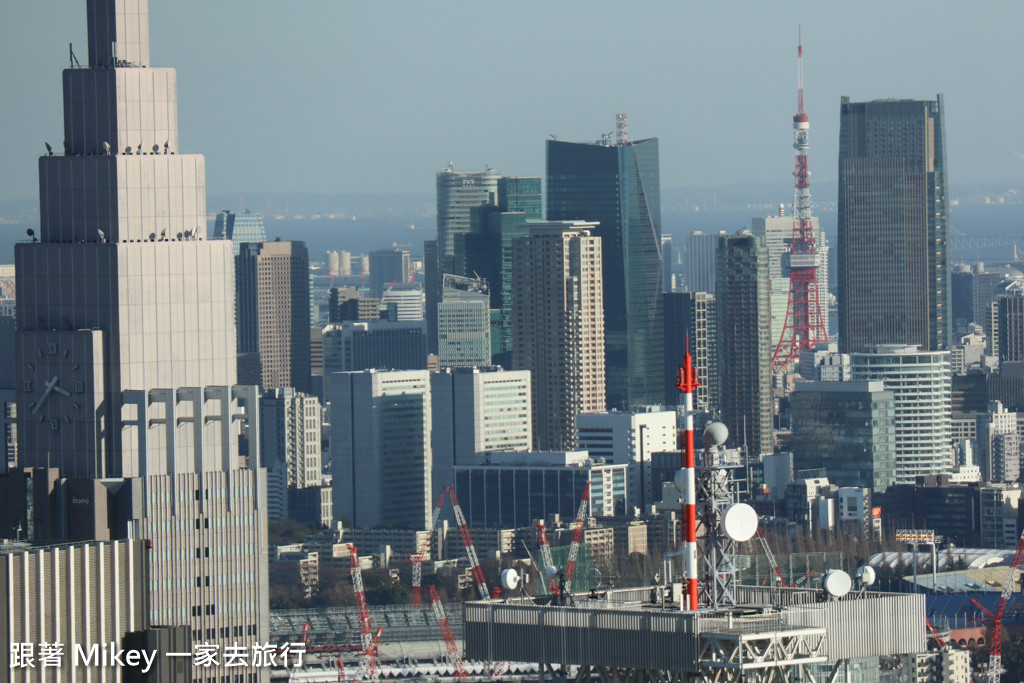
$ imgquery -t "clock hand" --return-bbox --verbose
[53,385,70,397]
[32,376,59,414]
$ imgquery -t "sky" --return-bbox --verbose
[2,1,1023,202]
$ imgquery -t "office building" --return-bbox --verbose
[430,367,532,500]
[837,96,951,353]
[328,286,379,323]
[236,241,312,392]
[684,231,727,294]
[437,274,491,368]
[454,451,626,528]
[851,345,953,483]
[212,208,267,255]
[381,284,425,321]
[790,380,897,493]
[368,247,411,297]
[715,232,773,460]
[10,4,270,678]
[975,401,1021,484]
[750,213,829,349]
[462,177,542,367]
[512,221,605,451]
[576,408,677,512]
[997,281,1024,363]
[260,387,322,489]
[330,370,432,529]
[321,321,428,377]
[547,137,663,408]
[663,291,716,410]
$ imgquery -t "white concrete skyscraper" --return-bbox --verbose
[10,3,270,680]
[17,0,237,477]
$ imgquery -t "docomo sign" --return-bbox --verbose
[895,529,935,544]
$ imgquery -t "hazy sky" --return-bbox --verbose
[2,1,1023,202]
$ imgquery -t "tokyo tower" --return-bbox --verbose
[771,28,829,375]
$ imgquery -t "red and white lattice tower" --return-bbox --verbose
[616,114,629,146]
[448,486,491,600]
[675,339,699,610]
[348,545,380,681]
[771,28,829,375]
[562,480,591,594]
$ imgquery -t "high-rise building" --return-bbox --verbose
[430,367,532,501]
[837,96,951,353]
[513,221,605,451]
[663,292,717,411]
[790,380,897,493]
[260,387,322,489]
[328,286,379,323]
[322,321,428,376]
[11,3,269,677]
[715,232,773,460]
[381,284,425,322]
[975,400,1021,484]
[330,370,432,529]
[212,208,267,255]
[547,137,663,409]
[437,274,491,368]
[236,240,312,392]
[462,177,542,368]
[997,282,1024,363]
[850,344,953,483]
[662,234,675,293]
[684,231,726,294]
[436,165,502,274]
[368,247,411,297]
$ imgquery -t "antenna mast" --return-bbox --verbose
[771,26,829,375]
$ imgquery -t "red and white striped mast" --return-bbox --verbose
[771,26,829,375]
[676,339,699,610]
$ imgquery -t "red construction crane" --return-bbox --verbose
[409,485,490,603]
[347,544,381,681]
[563,480,591,594]
[534,520,559,594]
[925,619,948,651]
[429,586,468,681]
[448,486,491,600]
[971,527,1024,683]
[771,26,829,375]
[410,489,448,606]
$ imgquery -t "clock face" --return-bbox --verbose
[23,341,87,431]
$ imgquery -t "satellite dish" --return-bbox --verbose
[720,503,758,542]
[822,569,852,598]
[545,565,559,579]
[500,568,520,591]
[855,565,876,587]
[703,422,729,448]
[673,468,687,492]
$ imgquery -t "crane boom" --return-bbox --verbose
[535,520,558,594]
[429,586,468,681]
[563,480,591,593]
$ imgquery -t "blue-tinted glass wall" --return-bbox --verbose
[212,209,267,256]
[546,139,663,409]
[837,96,951,353]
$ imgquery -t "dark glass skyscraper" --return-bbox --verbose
[837,96,951,353]
[547,138,663,409]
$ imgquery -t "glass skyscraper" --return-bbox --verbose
[837,96,951,353]
[547,138,663,409]
[212,208,267,255]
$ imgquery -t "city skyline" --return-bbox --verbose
[2,2,1023,204]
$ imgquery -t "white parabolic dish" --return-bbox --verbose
[823,569,853,598]
[500,568,521,590]
[720,502,758,542]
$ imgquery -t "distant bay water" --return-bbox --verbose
[0,201,1019,266]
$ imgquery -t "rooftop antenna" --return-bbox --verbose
[69,43,81,69]
[616,114,629,146]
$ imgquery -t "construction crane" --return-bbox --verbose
[925,619,948,651]
[534,520,559,594]
[409,489,448,606]
[347,544,381,681]
[429,586,468,681]
[448,486,491,600]
[971,526,1024,683]
[563,480,591,594]
[408,485,490,603]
